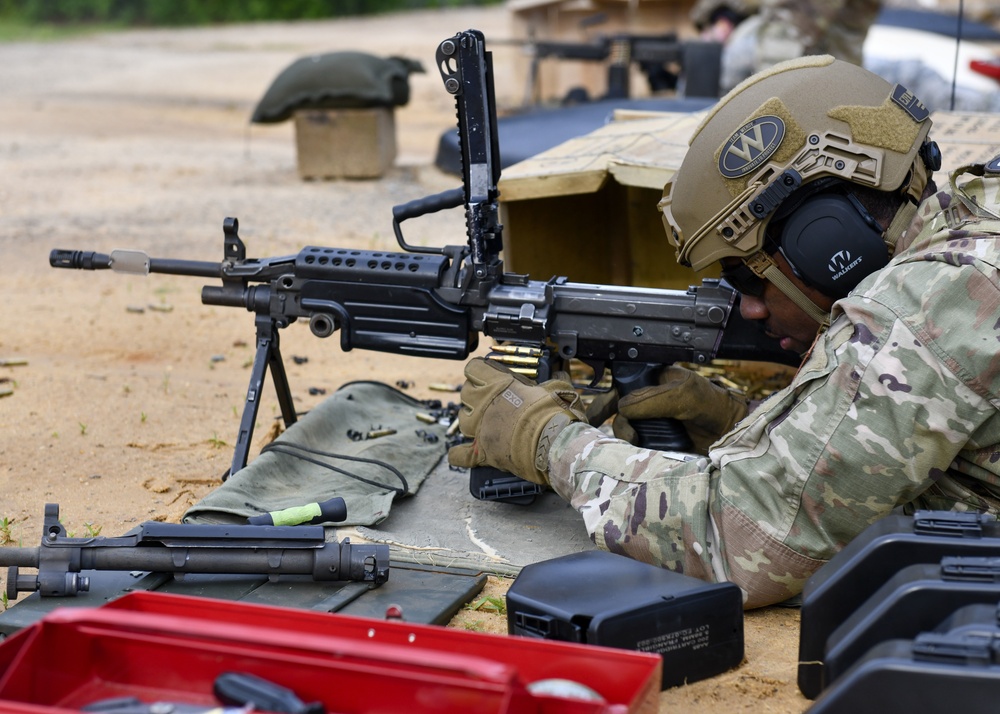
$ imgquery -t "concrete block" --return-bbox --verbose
[293,107,396,179]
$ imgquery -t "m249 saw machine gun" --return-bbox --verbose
[50,29,798,503]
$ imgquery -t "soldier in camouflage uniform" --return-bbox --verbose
[689,0,759,42]
[449,56,1000,608]
[690,0,881,92]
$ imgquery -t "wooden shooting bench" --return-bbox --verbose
[497,109,1000,290]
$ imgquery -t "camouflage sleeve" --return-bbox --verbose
[547,227,1000,608]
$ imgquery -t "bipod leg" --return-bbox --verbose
[228,314,297,479]
[268,330,297,430]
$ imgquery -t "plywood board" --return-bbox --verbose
[931,111,1000,172]
[498,110,704,200]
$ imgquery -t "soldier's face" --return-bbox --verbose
[726,252,834,354]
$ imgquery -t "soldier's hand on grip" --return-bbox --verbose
[447,358,586,485]
[614,366,749,454]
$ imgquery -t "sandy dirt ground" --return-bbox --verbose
[0,7,809,711]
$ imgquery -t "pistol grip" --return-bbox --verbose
[630,417,693,452]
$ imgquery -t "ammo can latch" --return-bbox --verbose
[913,510,995,538]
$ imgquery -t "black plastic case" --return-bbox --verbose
[505,550,744,689]
[798,510,1000,698]
[808,629,1000,712]
[821,556,1000,690]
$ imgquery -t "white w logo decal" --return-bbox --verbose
[718,116,786,179]
[726,125,767,162]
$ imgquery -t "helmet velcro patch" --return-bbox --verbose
[691,54,835,145]
[827,97,922,156]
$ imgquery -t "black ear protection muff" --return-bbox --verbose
[774,192,889,299]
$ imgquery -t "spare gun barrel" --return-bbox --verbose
[6,541,384,585]
[2,504,390,599]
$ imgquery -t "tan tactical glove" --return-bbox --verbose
[595,366,749,455]
[447,358,585,485]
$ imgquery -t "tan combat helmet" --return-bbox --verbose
[659,55,938,324]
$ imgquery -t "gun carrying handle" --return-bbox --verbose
[391,188,464,254]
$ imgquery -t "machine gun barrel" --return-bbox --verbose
[50,248,223,278]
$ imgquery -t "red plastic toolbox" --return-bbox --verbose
[0,591,661,714]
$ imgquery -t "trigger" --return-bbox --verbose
[581,361,608,392]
